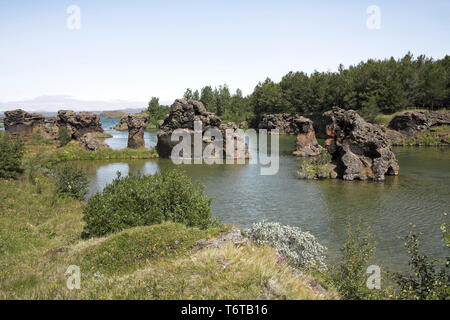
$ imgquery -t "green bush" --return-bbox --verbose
[327,220,380,300]
[390,216,449,300]
[82,169,217,238]
[52,163,89,200]
[58,126,71,147]
[0,132,24,179]
[297,149,336,180]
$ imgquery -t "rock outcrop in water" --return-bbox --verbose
[57,110,103,140]
[4,109,46,140]
[388,110,450,136]
[292,116,323,157]
[323,107,399,181]
[127,114,149,148]
[258,113,299,135]
[156,99,249,159]
[113,115,128,131]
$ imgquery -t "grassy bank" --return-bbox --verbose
[391,125,450,146]
[25,140,158,167]
[0,176,332,299]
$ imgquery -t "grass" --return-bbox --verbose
[95,132,113,139]
[0,175,333,299]
[390,125,450,146]
[24,140,158,167]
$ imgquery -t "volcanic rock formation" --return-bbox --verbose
[258,113,300,135]
[156,99,249,160]
[292,116,323,157]
[127,114,149,148]
[79,132,108,151]
[323,107,399,181]
[57,110,103,140]
[4,109,46,140]
[388,110,450,136]
[113,115,128,131]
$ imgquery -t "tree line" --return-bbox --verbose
[147,53,449,125]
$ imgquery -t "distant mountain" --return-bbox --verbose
[0,95,155,113]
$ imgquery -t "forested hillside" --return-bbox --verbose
[178,53,449,124]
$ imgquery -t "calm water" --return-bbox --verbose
[80,118,450,271]
[101,117,157,149]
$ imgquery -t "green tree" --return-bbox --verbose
[0,132,24,179]
[183,88,193,100]
[200,86,215,112]
[146,97,169,127]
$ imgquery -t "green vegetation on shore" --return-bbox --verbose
[297,150,337,180]
[25,141,158,167]
[0,132,24,179]
[391,125,450,146]
[0,134,332,299]
[82,169,218,238]
[0,174,332,299]
[100,111,127,119]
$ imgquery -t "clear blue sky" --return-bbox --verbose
[0,0,449,109]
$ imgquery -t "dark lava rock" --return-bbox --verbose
[57,110,104,140]
[292,116,323,157]
[324,107,399,181]
[388,110,450,136]
[127,114,149,148]
[156,99,249,159]
[79,132,107,151]
[4,109,45,140]
[113,116,128,131]
[258,113,300,135]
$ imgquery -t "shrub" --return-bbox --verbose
[23,151,49,184]
[297,149,336,180]
[26,131,54,146]
[327,220,379,300]
[247,221,327,270]
[52,163,89,200]
[82,169,217,238]
[0,132,24,179]
[390,215,449,300]
[58,126,71,147]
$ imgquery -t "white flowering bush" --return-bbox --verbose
[247,221,327,270]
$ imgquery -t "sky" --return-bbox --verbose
[0,0,449,111]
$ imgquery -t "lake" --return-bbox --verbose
[80,117,450,272]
